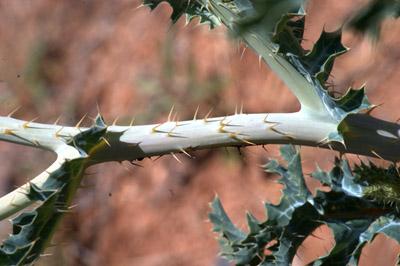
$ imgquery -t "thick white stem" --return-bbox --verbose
[1,111,400,220]
[91,112,337,162]
[0,145,81,220]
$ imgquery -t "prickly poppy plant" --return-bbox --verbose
[1,0,400,265]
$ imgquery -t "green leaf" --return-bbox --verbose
[313,217,374,266]
[209,196,247,245]
[143,0,220,28]
[264,145,311,227]
[298,29,347,85]
[210,146,400,265]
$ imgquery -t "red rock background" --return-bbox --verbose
[1,1,400,265]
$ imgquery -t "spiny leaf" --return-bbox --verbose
[209,196,246,245]
[143,0,220,28]
[210,146,400,265]
[263,145,311,227]
[298,29,347,85]
[286,29,372,120]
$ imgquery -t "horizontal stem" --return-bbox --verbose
[89,112,338,162]
[1,112,400,219]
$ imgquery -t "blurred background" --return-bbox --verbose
[1,0,400,265]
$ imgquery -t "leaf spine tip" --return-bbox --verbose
[365,104,381,116]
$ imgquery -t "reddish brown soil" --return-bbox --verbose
[1,1,400,265]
